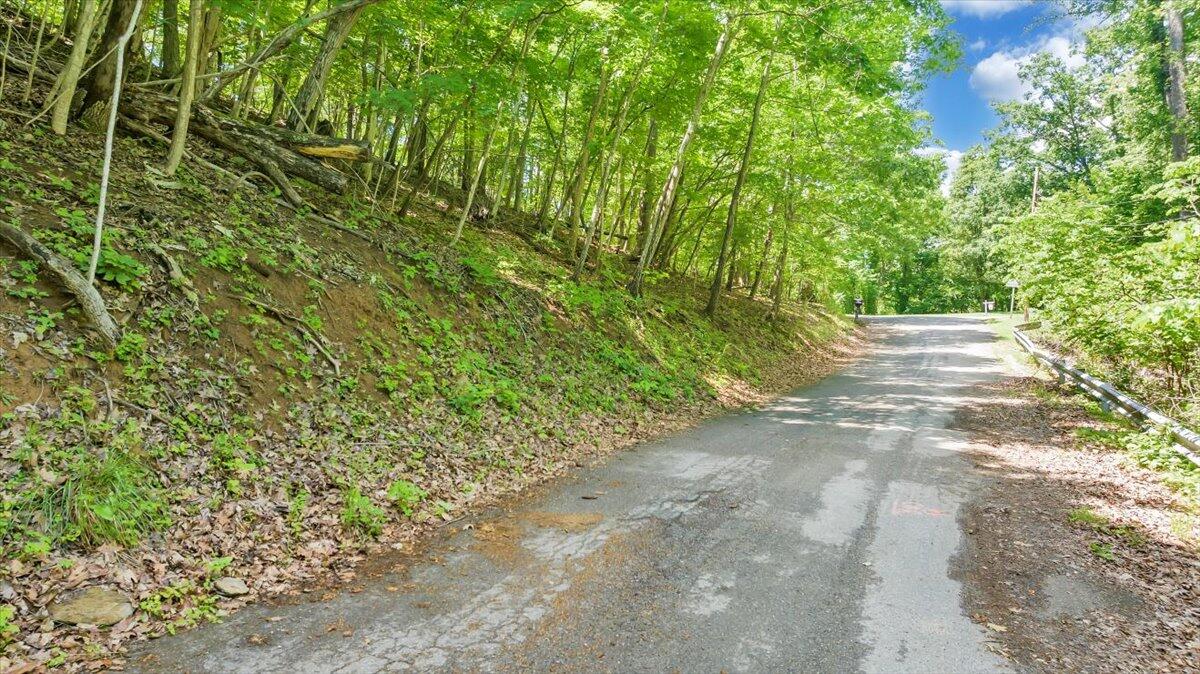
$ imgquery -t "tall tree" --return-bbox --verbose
[706,36,773,316]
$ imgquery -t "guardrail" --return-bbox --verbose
[1012,324,1200,468]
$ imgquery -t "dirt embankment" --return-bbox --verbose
[0,76,864,670]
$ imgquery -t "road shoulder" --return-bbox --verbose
[953,375,1199,672]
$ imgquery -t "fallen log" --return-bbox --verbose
[120,93,351,198]
[0,222,120,348]
[245,122,369,161]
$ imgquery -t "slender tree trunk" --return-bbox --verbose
[630,17,738,297]
[87,0,142,285]
[268,71,289,122]
[288,3,366,131]
[558,44,610,251]
[22,9,50,102]
[48,0,98,134]
[160,0,180,78]
[574,36,654,278]
[706,43,771,316]
[362,41,385,181]
[536,42,578,228]
[197,5,222,77]
[508,102,534,210]
[724,234,738,291]
[637,118,656,250]
[770,129,799,320]
[460,113,475,190]
[452,16,542,243]
[164,0,202,175]
[1165,1,1189,161]
[78,0,144,117]
[62,0,79,37]
[201,0,383,101]
[749,224,773,299]
[405,97,430,171]
[231,11,263,118]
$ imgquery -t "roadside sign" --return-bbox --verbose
[1006,279,1019,288]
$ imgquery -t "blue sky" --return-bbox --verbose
[919,0,1089,190]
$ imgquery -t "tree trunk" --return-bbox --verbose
[706,44,771,316]
[461,113,474,191]
[452,17,542,243]
[160,0,180,78]
[637,118,657,251]
[749,224,773,299]
[557,45,610,250]
[123,93,362,196]
[48,0,98,134]
[535,42,578,229]
[202,0,382,102]
[1165,1,1189,161]
[508,101,534,210]
[164,0,202,175]
[78,0,143,119]
[231,18,263,118]
[630,18,738,297]
[268,71,289,122]
[288,3,365,131]
[405,98,430,172]
[579,35,658,262]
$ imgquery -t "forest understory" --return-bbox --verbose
[0,52,861,674]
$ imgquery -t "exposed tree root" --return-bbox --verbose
[0,221,120,347]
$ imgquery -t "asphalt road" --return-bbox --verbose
[133,315,1012,673]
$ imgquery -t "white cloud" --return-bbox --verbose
[971,51,1027,101]
[941,0,1032,18]
[969,34,1086,102]
[968,38,988,52]
[915,147,965,196]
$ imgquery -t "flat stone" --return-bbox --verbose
[214,577,250,597]
[48,587,132,626]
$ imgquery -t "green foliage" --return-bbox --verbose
[340,488,385,538]
[210,431,261,485]
[1122,428,1200,501]
[1089,541,1116,561]
[1068,508,1109,527]
[386,479,427,516]
[936,6,1200,431]
[200,245,244,272]
[114,332,147,362]
[287,488,309,537]
[0,604,17,649]
[139,580,221,635]
[37,448,171,548]
[89,249,149,289]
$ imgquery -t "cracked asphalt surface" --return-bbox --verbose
[132,315,1011,673]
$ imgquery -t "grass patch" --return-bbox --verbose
[1069,506,1146,551]
[26,450,170,549]
[1089,541,1116,561]
[1068,507,1109,527]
